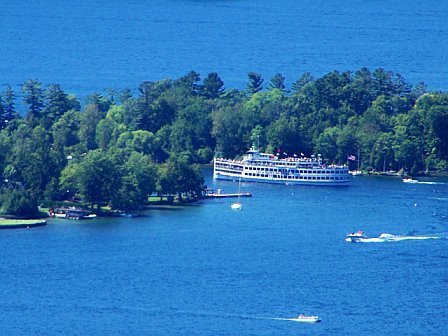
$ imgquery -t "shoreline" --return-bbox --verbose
[0,219,47,229]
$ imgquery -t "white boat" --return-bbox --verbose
[294,314,321,323]
[49,207,97,220]
[231,178,243,210]
[214,147,350,186]
[403,177,418,183]
[230,202,243,210]
[345,230,368,243]
[349,170,363,176]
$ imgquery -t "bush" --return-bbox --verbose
[1,189,39,217]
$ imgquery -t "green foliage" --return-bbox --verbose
[63,150,121,208]
[0,69,447,215]
[246,72,264,95]
[22,79,44,125]
[42,84,77,128]
[1,86,18,126]
[111,152,156,210]
[269,73,286,91]
[156,158,205,200]
[201,72,225,99]
[1,188,38,217]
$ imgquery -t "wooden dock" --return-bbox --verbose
[203,189,252,199]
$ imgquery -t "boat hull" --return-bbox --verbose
[294,316,321,323]
[214,172,349,186]
[345,237,367,243]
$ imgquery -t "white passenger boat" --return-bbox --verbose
[214,148,350,186]
[294,314,321,323]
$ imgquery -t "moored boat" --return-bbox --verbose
[49,207,96,220]
[214,148,350,186]
[349,170,363,176]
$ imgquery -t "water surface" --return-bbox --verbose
[1,0,447,102]
[1,173,447,335]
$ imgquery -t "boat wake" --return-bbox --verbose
[417,181,445,185]
[357,233,441,243]
[271,317,297,321]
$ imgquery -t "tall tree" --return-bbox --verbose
[2,86,18,124]
[86,92,111,114]
[6,125,55,199]
[78,104,103,150]
[268,73,286,91]
[118,88,133,104]
[372,68,394,98]
[246,72,263,95]
[62,150,121,208]
[43,84,73,128]
[201,72,225,99]
[51,109,81,150]
[111,152,157,210]
[175,70,202,95]
[21,79,44,124]
[291,72,314,92]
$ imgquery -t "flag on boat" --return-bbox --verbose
[348,155,356,161]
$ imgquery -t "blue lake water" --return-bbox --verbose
[1,171,448,335]
[0,0,447,104]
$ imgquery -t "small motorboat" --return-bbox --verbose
[294,314,321,323]
[345,230,368,243]
[403,177,418,183]
[230,202,242,210]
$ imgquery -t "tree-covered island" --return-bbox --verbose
[1,68,447,217]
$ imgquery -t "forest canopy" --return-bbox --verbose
[1,68,447,215]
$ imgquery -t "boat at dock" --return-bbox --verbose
[49,207,97,220]
[214,147,349,186]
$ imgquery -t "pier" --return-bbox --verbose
[203,188,252,199]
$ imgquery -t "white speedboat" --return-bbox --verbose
[294,314,321,323]
[345,230,368,243]
[403,177,418,183]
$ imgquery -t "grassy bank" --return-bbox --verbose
[0,219,47,229]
